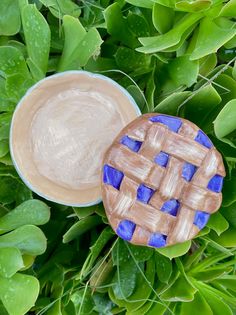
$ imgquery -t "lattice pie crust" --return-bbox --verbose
[101,114,225,248]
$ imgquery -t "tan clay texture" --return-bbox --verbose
[10,71,140,205]
[102,114,225,247]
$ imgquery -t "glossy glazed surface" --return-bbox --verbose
[31,87,124,190]
[101,114,225,247]
[10,71,140,206]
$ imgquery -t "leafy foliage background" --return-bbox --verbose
[0,0,236,314]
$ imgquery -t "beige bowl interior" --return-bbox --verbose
[10,71,140,206]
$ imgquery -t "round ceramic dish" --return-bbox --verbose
[10,71,141,206]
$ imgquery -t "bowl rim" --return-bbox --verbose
[9,70,141,207]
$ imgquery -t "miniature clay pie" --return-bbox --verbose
[101,114,225,248]
[10,71,140,206]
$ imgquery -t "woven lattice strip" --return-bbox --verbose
[102,113,226,248]
[167,206,198,245]
[109,144,153,182]
[127,201,176,234]
[182,184,222,213]
[159,156,186,200]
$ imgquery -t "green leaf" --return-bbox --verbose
[127,85,146,110]
[76,28,103,67]
[58,15,102,71]
[160,275,197,301]
[155,91,191,115]
[222,173,236,207]
[191,17,236,60]
[46,300,62,315]
[194,267,233,282]
[64,301,76,315]
[39,0,81,19]
[85,56,117,72]
[175,0,212,12]
[221,202,236,228]
[156,53,199,94]
[0,165,16,177]
[0,273,39,315]
[210,227,236,247]
[147,302,167,315]
[15,183,33,206]
[0,140,9,158]
[233,61,236,80]
[184,243,207,270]
[180,291,213,315]
[183,84,221,130]
[21,255,35,270]
[194,226,210,238]
[214,99,236,148]
[0,0,21,36]
[214,74,236,107]
[199,54,217,76]
[156,240,191,259]
[153,0,176,8]
[0,113,11,141]
[112,260,138,299]
[0,205,8,218]
[206,211,229,236]
[189,250,232,273]
[0,177,18,204]
[127,13,150,37]
[21,4,51,78]
[71,288,95,315]
[0,78,10,103]
[155,251,172,283]
[7,40,27,57]
[50,24,64,53]
[163,23,196,53]
[0,154,13,166]
[0,46,29,77]
[93,293,114,314]
[112,239,153,265]
[104,3,138,48]
[213,275,236,292]
[90,258,113,291]
[202,235,233,255]
[152,3,174,34]
[137,13,203,53]
[80,227,114,278]
[109,257,156,311]
[63,215,102,243]
[224,35,236,50]
[0,174,33,205]
[218,48,236,64]
[125,0,153,8]
[126,300,153,315]
[0,225,47,255]
[145,69,156,112]
[0,300,9,315]
[167,55,199,87]
[38,264,64,291]
[0,200,50,234]
[220,0,236,18]
[0,248,24,278]
[195,282,233,315]
[57,15,86,71]
[73,206,95,219]
[6,73,33,102]
[115,47,151,72]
